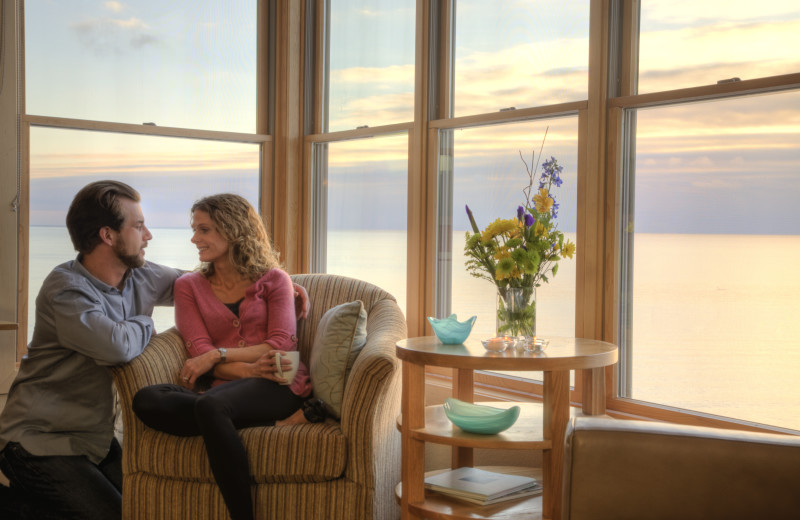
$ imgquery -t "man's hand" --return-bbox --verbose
[293,283,310,320]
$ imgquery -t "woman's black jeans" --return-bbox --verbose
[133,378,303,520]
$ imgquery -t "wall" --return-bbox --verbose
[0,0,19,409]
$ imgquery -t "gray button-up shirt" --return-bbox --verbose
[0,258,182,464]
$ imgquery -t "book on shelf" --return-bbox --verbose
[424,467,540,505]
[432,482,543,506]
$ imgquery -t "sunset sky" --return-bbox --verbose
[23,0,800,234]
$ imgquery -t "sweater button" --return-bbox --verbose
[238,340,246,347]
[232,319,240,327]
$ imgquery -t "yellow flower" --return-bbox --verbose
[482,218,518,242]
[533,188,553,213]
[495,257,516,280]
[534,222,547,237]
[494,247,511,261]
[562,240,576,259]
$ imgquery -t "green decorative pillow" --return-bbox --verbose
[310,300,368,418]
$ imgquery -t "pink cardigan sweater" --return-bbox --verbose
[174,269,311,397]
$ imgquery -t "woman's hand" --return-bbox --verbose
[293,283,310,320]
[179,349,220,389]
[249,350,291,383]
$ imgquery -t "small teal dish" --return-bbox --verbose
[443,398,520,435]
[427,314,477,344]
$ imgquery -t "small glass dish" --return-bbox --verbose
[481,337,512,352]
[523,337,550,353]
[443,398,520,434]
[427,314,477,344]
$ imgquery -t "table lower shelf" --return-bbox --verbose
[396,466,545,520]
[398,402,584,450]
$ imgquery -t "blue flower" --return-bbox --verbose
[552,202,560,218]
[542,157,564,187]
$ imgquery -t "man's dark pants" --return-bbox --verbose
[0,438,122,519]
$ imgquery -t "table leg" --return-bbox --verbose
[543,369,569,520]
[451,368,474,468]
[401,361,426,520]
[581,366,608,415]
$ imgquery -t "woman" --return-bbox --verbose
[132,193,325,520]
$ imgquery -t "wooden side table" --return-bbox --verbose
[396,336,618,520]
[0,321,18,331]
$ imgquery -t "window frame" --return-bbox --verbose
[609,73,800,432]
[12,0,273,360]
[607,0,800,432]
[6,0,800,434]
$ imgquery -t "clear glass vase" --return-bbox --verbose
[496,286,536,341]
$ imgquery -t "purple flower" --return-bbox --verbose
[552,202,559,218]
[465,205,480,233]
[517,205,524,221]
[525,213,535,227]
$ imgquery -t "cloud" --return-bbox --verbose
[327,33,588,126]
[71,15,160,54]
[104,1,125,13]
[639,18,800,91]
[30,150,259,180]
[356,9,379,18]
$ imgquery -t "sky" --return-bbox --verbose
[23,0,800,235]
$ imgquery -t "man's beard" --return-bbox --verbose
[113,241,145,269]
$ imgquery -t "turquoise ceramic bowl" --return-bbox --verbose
[443,398,520,435]
[427,314,477,344]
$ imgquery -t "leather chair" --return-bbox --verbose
[562,416,800,520]
[110,274,407,520]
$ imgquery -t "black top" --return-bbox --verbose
[224,298,244,317]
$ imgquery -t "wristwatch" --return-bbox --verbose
[218,348,227,363]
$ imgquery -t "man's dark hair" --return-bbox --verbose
[66,180,141,255]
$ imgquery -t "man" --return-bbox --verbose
[0,180,183,519]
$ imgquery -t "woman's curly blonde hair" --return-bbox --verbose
[191,194,282,280]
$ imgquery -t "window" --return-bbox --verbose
[440,119,577,343]
[326,0,415,131]
[619,91,800,430]
[638,1,800,93]
[7,0,799,434]
[311,135,408,312]
[25,0,257,132]
[28,127,261,337]
[424,0,589,388]
[16,0,265,355]
[616,0,800,431]
[453,0,589,117]
[311,1,414,312]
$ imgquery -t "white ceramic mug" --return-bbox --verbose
[275,350,300,385]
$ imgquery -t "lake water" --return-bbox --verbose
[26,227,800,431]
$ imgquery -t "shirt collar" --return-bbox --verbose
[71,256,134,294]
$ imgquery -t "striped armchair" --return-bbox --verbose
[110,274,407,520]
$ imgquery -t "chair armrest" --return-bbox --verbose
[110,327,187,398]
[339,298,407,488]
[108,327,187,471]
